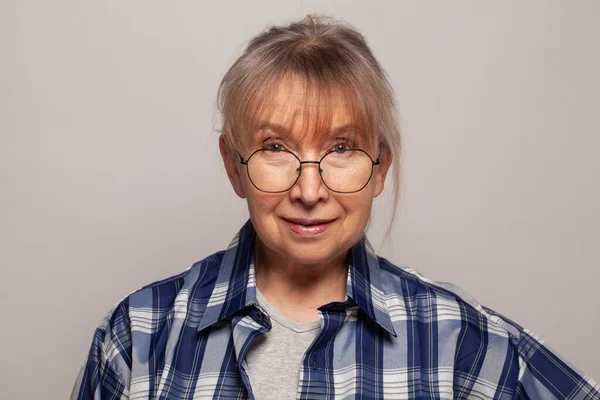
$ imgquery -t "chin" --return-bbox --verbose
[281,241,346,265]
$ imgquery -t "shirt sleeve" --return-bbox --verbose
[70,300,133,400]
[512,329,600,399]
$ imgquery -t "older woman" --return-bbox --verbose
[72,15,599,400]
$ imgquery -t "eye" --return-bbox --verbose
[331,140,354,153]
[263,142,286,152]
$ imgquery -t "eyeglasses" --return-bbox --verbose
[239,147,380,194]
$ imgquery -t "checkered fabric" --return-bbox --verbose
[71,219,600,399]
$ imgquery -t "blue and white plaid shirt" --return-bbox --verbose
[72,219,600,399]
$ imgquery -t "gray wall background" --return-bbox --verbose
[1,1,599,398]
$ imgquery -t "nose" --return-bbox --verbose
[289,161,329,205]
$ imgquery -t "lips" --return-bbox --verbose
[282,217,336,236]
[284,217,335,226]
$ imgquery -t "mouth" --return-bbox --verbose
[282,217,337,237]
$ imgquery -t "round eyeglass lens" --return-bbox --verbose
[320,150,373,192]
[247,149,300,192]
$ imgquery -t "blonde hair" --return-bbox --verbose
[217,15,402,241]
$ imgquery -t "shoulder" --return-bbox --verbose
[377,255,524,379]
[84,249,227,367]
[376,254,522,342]
[71,251,227,398]
[96,249,227,335]
[377,257,524,340]
[129,250,226,305]
[376,256,600,398]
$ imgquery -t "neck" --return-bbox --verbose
[253,237,348,322]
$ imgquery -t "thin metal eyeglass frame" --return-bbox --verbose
[239,148,381,194]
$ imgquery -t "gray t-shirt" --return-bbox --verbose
[245,289,322,400]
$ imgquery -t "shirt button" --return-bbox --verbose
[252,310,264,323]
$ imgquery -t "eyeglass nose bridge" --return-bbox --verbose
[296,160,324,175]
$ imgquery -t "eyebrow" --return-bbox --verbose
[254,121,360,138]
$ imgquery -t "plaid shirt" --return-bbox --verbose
[72,219,600,399]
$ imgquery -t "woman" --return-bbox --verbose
[71,15,599,399]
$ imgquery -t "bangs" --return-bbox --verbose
[224,72,382,154]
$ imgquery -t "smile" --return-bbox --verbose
[282,218,336,237]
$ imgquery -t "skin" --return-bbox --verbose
[219,78,392,322]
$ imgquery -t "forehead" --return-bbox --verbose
[243,76,370,146]
[265,77,348,115]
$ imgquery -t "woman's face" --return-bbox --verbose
[220,79,392,267]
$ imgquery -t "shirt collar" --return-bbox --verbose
[196,219,396,337]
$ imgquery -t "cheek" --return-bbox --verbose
[336,191,374,223]
[245,192,283,222]
[245,194,287,250]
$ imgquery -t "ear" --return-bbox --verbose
[373,146,392,198]
[219,134,246,199]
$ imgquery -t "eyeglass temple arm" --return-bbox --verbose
[374,152,381,165]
